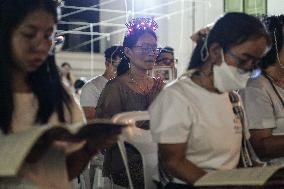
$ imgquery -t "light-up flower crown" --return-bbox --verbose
[125,17,158,35]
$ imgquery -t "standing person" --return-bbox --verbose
[80,45,123,121]
[95,17,164,188]
[240,15,284,165]
[61,62,76,91]
[156,46,177,79]
[149,12,270,188]
[0,0,121,188]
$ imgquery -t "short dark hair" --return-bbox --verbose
[74,78,86,91]
[157,46,174,60]
[188,12,270,70]
[163,46,174,54]
[104,45,123,60]
[61,62,71,68]
[258,15,284,69]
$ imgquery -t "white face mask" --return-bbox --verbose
[213,50,251,93]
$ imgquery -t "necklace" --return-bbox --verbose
[128,72,149,94]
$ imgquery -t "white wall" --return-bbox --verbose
[267,0,284,15]
[162,1,193,75]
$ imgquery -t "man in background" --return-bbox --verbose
[155,46,177,79]
[80,45,123,121]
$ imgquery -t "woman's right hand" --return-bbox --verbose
[83,127,122,157]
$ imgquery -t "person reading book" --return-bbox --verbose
[149,12,270,189]
[0,0,122,188]
[240,15,284,166]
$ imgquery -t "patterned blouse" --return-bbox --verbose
[96,75,163,189]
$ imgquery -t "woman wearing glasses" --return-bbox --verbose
[95,18,164,188]
[240,15,284,166]
[149,12,270,189]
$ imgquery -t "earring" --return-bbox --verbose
[200,36,209,62]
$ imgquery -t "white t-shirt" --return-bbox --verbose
[240,75,284,165]
[80,75,108,107]
[149,75,242,183]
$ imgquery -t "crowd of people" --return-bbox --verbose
[1,0,284,189]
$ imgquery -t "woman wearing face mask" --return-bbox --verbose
[239,15,284,166]
[149,12,270,188]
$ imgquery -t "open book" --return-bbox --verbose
[194,166,284,187]
[0,120,126,177]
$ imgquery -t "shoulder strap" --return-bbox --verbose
[263,73,284,107]
[230,91,268,167]
[228,91,253,167]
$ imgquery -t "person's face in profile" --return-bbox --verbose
[11,10,55,73]
[222,37,268,73]
[156,52,175,67]
[107,55,121,78]
[111,56,122,69]
[61,64,72,76]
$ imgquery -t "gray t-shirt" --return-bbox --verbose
[80,75,108,107]
[240,75,284,164]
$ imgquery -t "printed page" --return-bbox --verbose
[0,126,49,176]
[0,120,126,176]
[194,166,283,187]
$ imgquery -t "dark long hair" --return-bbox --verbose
[258,15,284,69]
[117,29,157,76]
[188,12,270,70]
[0,0,71,134]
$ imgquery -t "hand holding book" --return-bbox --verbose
[0,119,127,177]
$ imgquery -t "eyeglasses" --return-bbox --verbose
[132,45,160,55]
[226,50,262,70]
[156,58,178,65]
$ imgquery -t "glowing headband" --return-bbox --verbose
[125,17,158,35]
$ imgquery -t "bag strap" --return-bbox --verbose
[158,153,173,186]
[229,91,267,167]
